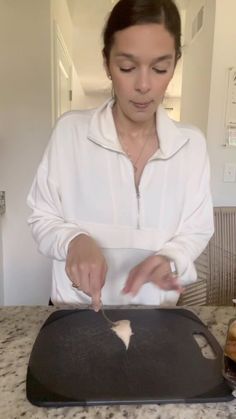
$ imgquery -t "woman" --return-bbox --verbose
[27,0,214,311]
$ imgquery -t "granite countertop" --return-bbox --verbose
[1,305,236,419]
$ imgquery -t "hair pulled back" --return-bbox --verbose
[103,0,181,63]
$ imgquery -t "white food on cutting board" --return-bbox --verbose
[111,319,133,350]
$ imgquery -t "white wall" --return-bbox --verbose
[0,0,52,305]
[180,0,216,135]
[207,0,236,205]
[180,0,236,205]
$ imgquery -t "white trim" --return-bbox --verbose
[54,22,72,67]
[53,21,72,121]
[59,60,70,79]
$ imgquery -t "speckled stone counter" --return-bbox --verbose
[1,305,236,419]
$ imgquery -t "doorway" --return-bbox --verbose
[53,23,72,120]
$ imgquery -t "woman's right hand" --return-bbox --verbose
[65,234,107,311]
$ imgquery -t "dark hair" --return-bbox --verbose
[103,0,182,63]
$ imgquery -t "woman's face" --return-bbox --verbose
[105,23,176,124]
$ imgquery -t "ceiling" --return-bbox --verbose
[66,0,189,96]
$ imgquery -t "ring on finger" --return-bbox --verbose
[170,260,177,276]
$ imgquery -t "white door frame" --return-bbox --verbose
[53,21,72,122]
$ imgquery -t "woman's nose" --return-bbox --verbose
[134,71,151,94]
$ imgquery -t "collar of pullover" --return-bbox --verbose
[87,98,189,160]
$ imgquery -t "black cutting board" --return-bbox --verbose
[26,308,233,406]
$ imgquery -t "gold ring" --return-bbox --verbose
[72,283,80,289]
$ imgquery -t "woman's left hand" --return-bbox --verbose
[122,255,184,296]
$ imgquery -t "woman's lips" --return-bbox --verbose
[131,101,153,110]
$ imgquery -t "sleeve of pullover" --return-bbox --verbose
[27,118,89,261]
[156,130,214,286]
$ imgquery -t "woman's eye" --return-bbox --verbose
[153,68,168,74]
[120,67,135,73]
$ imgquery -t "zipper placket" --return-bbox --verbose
[88,135,160,230]
[135,183,141,229]
[124,158,141,230]
[134,155,167,229]
[88,134,190,231]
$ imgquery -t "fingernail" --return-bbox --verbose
[93,306,100,312]
[92,302,101,312]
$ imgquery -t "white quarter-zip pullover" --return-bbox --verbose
[27,99,214,306]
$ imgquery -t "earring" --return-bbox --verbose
[108,74,112,80]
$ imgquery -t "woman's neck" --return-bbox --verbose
[112,103,156,141]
